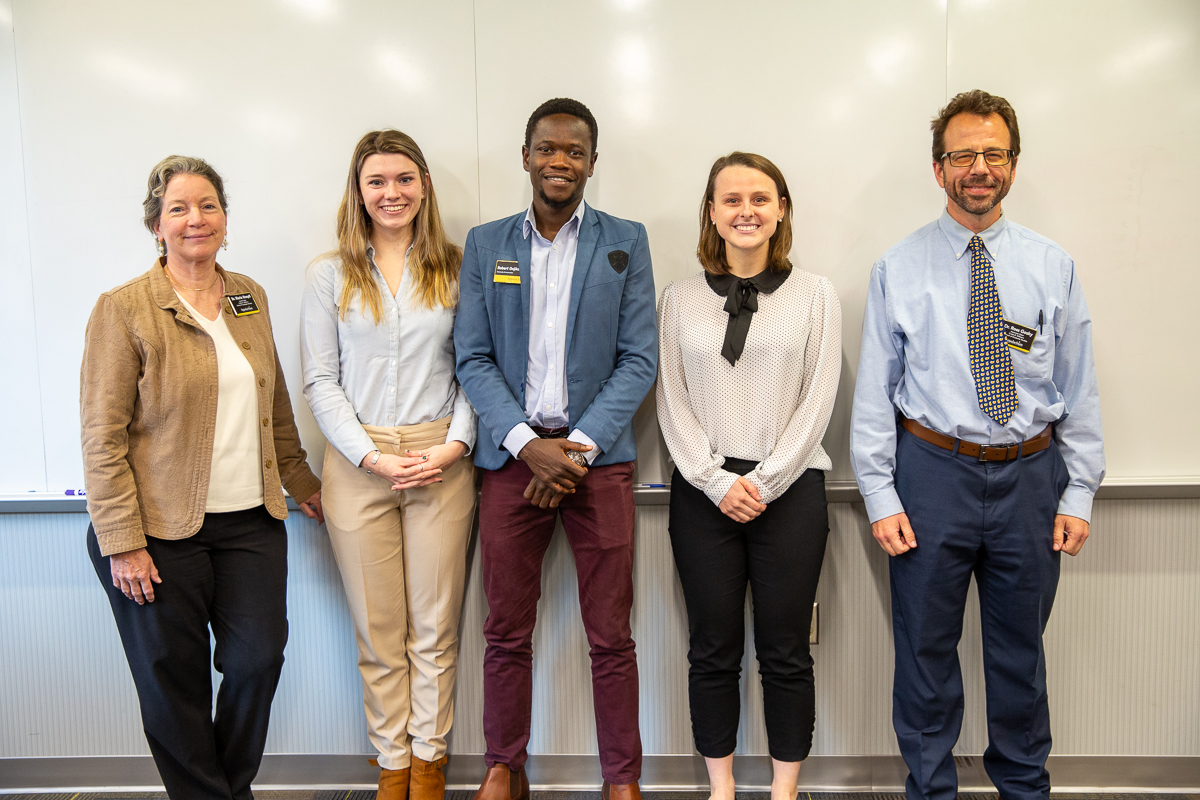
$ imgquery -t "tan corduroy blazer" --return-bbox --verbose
[80,260,321,556]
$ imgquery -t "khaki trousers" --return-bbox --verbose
[322,416,477,768]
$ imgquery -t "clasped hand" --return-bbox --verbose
[519,438,591,509]
[362,441,467,491]
[719,476,766,522]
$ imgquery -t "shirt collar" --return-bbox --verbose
[365,243,413,267]
[522,200,587,242]
[937,207,1008,262]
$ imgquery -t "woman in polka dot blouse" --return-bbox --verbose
[656,151,842,800]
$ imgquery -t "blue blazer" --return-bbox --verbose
[454,205,658,471]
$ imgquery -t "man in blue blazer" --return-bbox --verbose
[454,98,657,800]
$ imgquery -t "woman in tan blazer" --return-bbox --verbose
[81,155,322,800]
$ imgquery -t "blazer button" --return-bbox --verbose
[224,306,232,315]
[262,417,269,427]
[258,377,266,387]
[241,342,251,350]
[264,459,273,469]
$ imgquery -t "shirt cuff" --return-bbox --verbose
[349,441,380,471]
[703,469,740,507]
[863,486,905,524]
[503,423,539,461]
[568,428,600,465]
[447,415,475,456]
[1056,485,1095,523]
[745,472,772,505]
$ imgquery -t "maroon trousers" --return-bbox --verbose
[479,458,642,784]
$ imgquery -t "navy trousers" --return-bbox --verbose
[890,427,1069,800]
[87,506,289,800]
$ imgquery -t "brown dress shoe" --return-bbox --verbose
[410,754,449,800]
[601,780,642,800]
[472,763,530,800]
[376,766,411,800]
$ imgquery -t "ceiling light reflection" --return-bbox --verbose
[867,37,913,85]
[376,48,426,93]
[1106,31,1188,80]
[615,35,651,82]
[94,52,186,99]
[279,0,336,21]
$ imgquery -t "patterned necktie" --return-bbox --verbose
[967,235,1018,424]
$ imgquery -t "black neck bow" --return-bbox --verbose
[705,267,791,366]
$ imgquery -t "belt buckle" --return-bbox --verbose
[979,443,1016,462]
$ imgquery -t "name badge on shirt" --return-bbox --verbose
[226,293,261,317]
[1002,319,1037,352]
[493,260,520,284]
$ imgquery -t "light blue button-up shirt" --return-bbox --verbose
[500,201,599,463]
[850,210,1105,523]
[300,248,477,468]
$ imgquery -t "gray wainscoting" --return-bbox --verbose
[1,497,1197,789]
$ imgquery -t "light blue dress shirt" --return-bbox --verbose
[300,248,477,468]
[851,210,1105,523]
[501,201,600,464]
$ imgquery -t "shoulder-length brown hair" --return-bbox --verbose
[333,130,462,321]
[696,151,793,275]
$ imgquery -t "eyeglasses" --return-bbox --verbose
[942,149,1014,168]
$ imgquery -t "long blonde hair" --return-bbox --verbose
[335,130,462,320]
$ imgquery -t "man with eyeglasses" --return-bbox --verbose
[850,90,1105,800]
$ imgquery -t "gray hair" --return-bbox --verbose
[142,155,228,234]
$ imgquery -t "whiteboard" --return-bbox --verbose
[2,0,1197,493]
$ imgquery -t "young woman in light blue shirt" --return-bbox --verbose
[300,129,476,800]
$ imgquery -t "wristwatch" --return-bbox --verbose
[566,449,588,468]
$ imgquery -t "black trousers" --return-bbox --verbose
[87,506,289,800]
[668,462,829,762]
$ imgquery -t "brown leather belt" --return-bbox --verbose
[531,426,569,439]
[900,416,1052,462]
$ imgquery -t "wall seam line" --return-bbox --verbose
[471,0,482,227]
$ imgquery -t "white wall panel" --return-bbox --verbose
[9,0,480,491]
[2,0,1198,490]
[0,0,45,492]
[946,0,1200,480]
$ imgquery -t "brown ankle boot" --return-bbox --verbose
[410,754,449,800]
[472,763,530,800]
[376,764,411,800]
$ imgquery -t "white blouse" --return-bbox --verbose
[656,268,842,506]
[176,292,265,512]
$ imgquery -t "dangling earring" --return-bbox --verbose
[156,238,166,256]
[222,237,229,250]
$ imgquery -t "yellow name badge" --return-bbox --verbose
[493,260,520,284]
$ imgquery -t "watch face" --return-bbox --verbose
[567,450,588,467]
